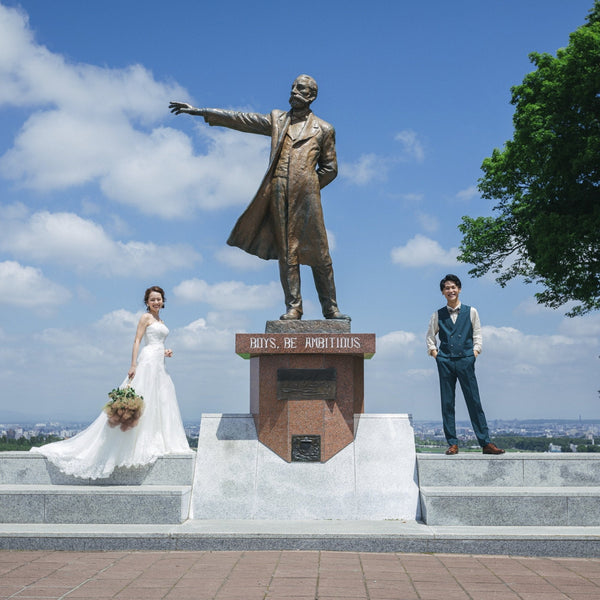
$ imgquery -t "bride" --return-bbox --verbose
[31,286,193,479]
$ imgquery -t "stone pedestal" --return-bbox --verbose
[191,413,420,520]
[235,321,375,463]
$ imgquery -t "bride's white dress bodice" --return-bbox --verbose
[31,320,193,479]
[145,320,168,346]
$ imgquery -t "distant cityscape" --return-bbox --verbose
[412,418,599,444]
[0,421,201,445]
[2,418,599,452]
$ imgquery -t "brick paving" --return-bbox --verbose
[0,550,599,600]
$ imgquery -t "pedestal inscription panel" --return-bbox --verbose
[277,367,336,400]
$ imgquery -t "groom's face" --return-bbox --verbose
[442,282,461,305]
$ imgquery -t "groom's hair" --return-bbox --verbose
[439,274,462,291]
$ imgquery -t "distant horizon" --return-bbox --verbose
[3,415,600,427]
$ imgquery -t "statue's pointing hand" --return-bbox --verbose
[169,101,205,116]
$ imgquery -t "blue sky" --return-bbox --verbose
[0,0,598,423]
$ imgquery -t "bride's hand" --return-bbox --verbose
[164,349,173,358]
[128,366,136,379]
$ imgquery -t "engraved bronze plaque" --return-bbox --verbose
[291,435,321,462]
[277,368,336,400]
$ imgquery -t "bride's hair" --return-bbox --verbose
[144,286,166,309]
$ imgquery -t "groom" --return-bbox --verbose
[169,75,349,321]
[426,274,505,456]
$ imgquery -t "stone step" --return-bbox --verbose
[0,485,191,524]
[0,452,196,485]
[1,521,599,556]
[419,486,600,526]
[416,453,600,487]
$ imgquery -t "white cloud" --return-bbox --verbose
[391,234,458,267]
[172,317,232,352]
[99,127,268,218]
[0,261,71,311]
[215,246,268,271]
[416,212,440,233]
[326,229,336,252]
[377,330,418,357]
[0,4,267,219]
[35,326,107,368]
[399,193,424,205]
[0,209,200,277]
[339,153,384,185]
[94,309,141,336]
[205,310,250,331]
[515,297,554,316]
[405,368,434,379]
[456,186,479,201]
[394,129,425,162]
[559,313,600,338]
[341,131,425,185]
[482,325,583,367]
[173,278,280,310]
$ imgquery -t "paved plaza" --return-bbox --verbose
[1,550,599,600]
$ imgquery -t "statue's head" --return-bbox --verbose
[289,75,318,109]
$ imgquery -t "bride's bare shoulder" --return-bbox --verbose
[138,313,154,327]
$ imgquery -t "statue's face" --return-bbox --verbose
[289,77,317,109]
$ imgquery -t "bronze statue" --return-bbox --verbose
[169,75,349,321]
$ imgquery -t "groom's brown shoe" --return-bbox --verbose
[482,443,505,455]
[445,444,459,455]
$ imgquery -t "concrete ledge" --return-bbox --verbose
[416,453,600,487]
[0,485,191,524]
[192,413,419,520]
[0,452,196,485]
[420,486,600,526]
[0,521,599,557]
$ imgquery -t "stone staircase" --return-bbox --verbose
[0,452,195,524]
[1,449,600,555]
[417,453,600,526]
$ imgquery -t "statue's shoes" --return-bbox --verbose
[324,310,351,321]
[280,309,302,320]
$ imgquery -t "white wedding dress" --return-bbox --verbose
[31,321,193,479]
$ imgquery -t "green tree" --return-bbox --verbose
[458,2,600,316]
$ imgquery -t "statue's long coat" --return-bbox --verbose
[202,108,337,266]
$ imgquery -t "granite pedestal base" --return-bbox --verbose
[236,320,376,462]
[191,413,420,521]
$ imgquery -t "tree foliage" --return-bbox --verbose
[458,2,600,316]
[0,434,62,451]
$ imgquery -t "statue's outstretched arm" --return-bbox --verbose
[169,102,272,136]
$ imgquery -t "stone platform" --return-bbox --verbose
[418,453,600,527]
[191,413,419,520]
[0,453,195,525]
[2,438,600,556]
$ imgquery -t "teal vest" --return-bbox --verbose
[437,304,473,358]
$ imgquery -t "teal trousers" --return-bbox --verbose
[436,354,491,447]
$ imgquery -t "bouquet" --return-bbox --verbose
[103,384,144,431]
